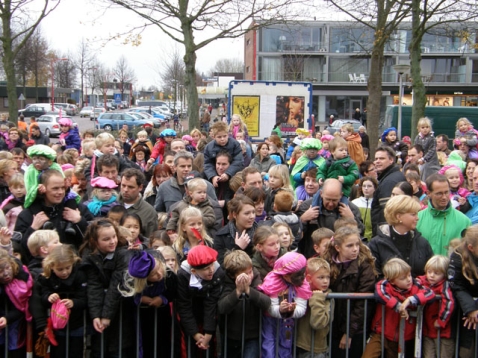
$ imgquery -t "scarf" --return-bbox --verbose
[136,160,146,172]
[5,266,33,322]
[87,195,117,216]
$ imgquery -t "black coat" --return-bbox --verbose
[368,225,433,279]
[213,222,257,266]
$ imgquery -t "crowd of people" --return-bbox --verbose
[0,111,476,358]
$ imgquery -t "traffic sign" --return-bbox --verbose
[18,94,25,101]
[114,93,122,104]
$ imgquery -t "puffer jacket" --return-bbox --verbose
[63,126,81,151]
[316,156,359,197]
[368,225,433,279]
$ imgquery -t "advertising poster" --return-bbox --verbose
[232,96,260,136]
[276,96,305,136]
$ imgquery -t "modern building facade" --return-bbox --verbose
[244,21,478,125]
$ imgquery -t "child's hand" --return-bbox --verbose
[0,317,7,329]
[197,333,212,350]
[48,293,60,303]
[339,334,352,350]
[93,318,105,333]
[433,320,441,329]
[0,227,12,246]
[61,299,74,309]
[338,176,344,183]
[38,184,46,194]
[458,196,467,205]
[149,296,163,307]
[235,230,251,250]
[463,310,478,329]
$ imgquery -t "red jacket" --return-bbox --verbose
[150,138,167,162]
[416,275,455,338]
[371,279,434,342]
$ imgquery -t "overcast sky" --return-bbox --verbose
[35,0,245,89]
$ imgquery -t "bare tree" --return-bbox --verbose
[113,55,135,102]
[55,51,77,89]
[210,58,244,75]
[75,39,94,107]
[107,0,314,130]
[0,0,60,122]
[158,48,185,111]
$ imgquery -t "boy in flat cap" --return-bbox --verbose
[176,245,224,356]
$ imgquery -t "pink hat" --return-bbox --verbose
[402,136,412,144]
[58,118,73,127]
[61,164,74,171]
[321,134,334,142]
[182,135,193,142]
[91,176,118,189]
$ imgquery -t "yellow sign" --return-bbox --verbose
[232,96,260,136]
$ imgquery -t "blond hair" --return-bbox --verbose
[268,164,294,192]
[382,258,411,281]
[223,250,252,279]
[329,137,347,153]
[272,222,293,248]
[211,121,228,135]
[306,257,330,275]
[228,114,247,133]
[384,195,421,226]
[424,255,449,276]
[173,207,213,259]
[120,256,166,296]
[157,212,168,230]
[95,132,115,148]
[455,225,478,284]
[252,226,279,247]
[136,130,147,138]
[82,140,96,153]
[27,230,60,256]
[157,246,179,273]
[42,245,81,279]
[417,117,432,129]
[8,173,24,188]
[341,123,354,134]
[456,117,472,130]
[186,178,207,192]
[311,228,334,246]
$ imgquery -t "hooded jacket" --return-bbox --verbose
[369,225,433,279]
[63,126,81,151]
[316,156,359,197]
[417,201,471,255]
[344,132,364,166]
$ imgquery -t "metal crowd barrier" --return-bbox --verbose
[4,293,478,357]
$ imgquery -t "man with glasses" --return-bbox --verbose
[297,178,363,258]
[371,146,406,236]
[417,173,471,255]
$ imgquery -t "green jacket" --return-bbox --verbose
[316,156,359,197]
[417,202,471,256]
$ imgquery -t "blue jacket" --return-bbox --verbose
[64,126,81,151]
[204,138,244,180]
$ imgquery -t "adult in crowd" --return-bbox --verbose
[417,173,471,255]
[436,134,451,156]
[30,124,50,145]
[295,168,320,203]
[406,144,440,181]
[249,142,275,176]
[170,138,186,152]
[143,164,173,207]
[358,126,370,150]
[358,160,378,180]
[369,195,433,279]
[297,178,363,258]
[371,146,406,236]
[351,176,377,241]
[15,169,93,258]
[117,129,132,157]
[234,167,264,195]
[0,158,18,202]
[213,151,235,216]
[119,168,158,237]
[267,134,285,161]
[464,159,478,191]
[213,195,257,265]
[461,166,478,223]
[6,127,26,151]
[155,151,217,212]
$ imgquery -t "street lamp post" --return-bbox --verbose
[393,64,411,139]
[51,57,68,111]
[85,67,97,107]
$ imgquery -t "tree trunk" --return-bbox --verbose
[1,17,18,124]
[409,0,426,141]
[182,22,199,131]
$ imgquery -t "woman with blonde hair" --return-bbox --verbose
[0,159,18,202]
[369,195,433,279]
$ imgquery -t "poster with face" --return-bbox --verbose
[276,96,305,136]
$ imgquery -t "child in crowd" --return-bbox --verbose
[36,245,87,357]
[190,128,202,149]
[291,138,324,189]
[58,118,81,151]
[380,127,409,165]
[340,123,365,166]
[0,248,33,357]
[228,114,250,142]
[351,176,377,241]
[252,226,286,280]
[218,250,271,358]
[130,145,149,172]
[405,171,427,201]
[181,135,196,153]
[286,128,309,161]
[264,164,294,214]
[311,227,334,257]
[85,177,119,218]
[448,225,478,358]
[263,190,302,250]
[81,140,96,159]
[438,164,470,209]
[272,222,294,251]
[259,252,312,358]
[319,134,334,159]
[166,178,216,236]
[148,128,176,166]
[172,207,214,262]
[129,130,153,160]
[27,230,62,278]
[236,131,253,158]
[120,213,149,250]
[204,121,244,185]
[268,143,284,165]
[295,168,320,203]
[176,245,225,356]
[243,186,267,223]
[157,245,179,273]
[317,137,360,198]
[455,117,478,142]
[323,226,376,358]
[120,250,176,358]
[80,219,134,357]
[362,258,434,358]
[414,117,440,171]
[0,172,25,231]
[417,255,455,358]
[106,205,127,226]
[149,230,168,249]
[117,226,137,250]
[296,257,332,358]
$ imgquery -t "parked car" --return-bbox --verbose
[325,119,364,135]
[125,112,161,128]
[19,104,62,118]
[90,107,107,120]
[55,103,78,116]
[153,106,173,120]
[79,106,94,118]
[36,115,78,137]
[95,113,154,131]
[130,108,168,122]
